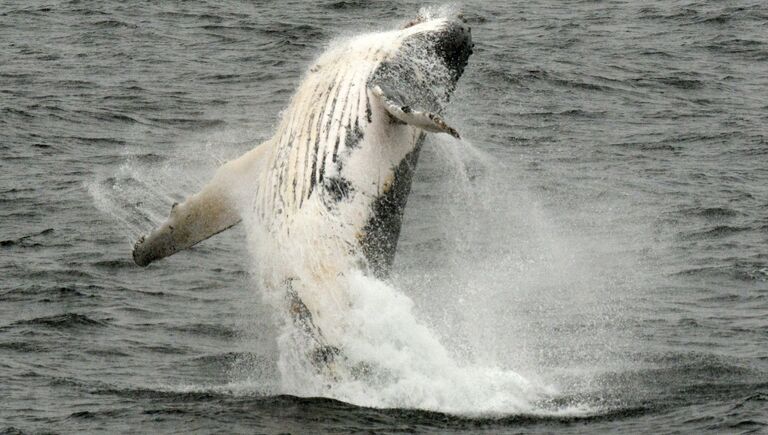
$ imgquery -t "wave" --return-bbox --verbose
[0,341,49,353]
[672,264,768,282]
[86,380,760,431]
[325,1,368,10]
[640,4,767,25]
[0,228,54,248]
[677,206,740,219]
[0,285,96,303]
[88,383,604,422]
[10,313,109,329]
[168,324,239,339]
[90,19,136,29]
[679,225,751,241]
[610,140,680,152]
[145,117,226,130]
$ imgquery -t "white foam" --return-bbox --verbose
[319,271,555,414]
[229,131,564,415]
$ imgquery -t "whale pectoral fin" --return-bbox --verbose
[132,145,266,267]
[371,84,461,139]
[132,174,241,267]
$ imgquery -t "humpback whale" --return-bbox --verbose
[133,14,473,372]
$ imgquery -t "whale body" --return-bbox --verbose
[133,14,473,370]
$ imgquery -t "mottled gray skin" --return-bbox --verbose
[357,19,473,278]
[298,18,473,368]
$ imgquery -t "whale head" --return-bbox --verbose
[402,15,473,82]
[369,15,474,115]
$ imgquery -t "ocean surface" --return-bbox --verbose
[2,0,767,433]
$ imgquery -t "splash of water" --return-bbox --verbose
[87,129,253,245]
[223,130,582,416]
[305,271,554,414]
[89,127,632,417]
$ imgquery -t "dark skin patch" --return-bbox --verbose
[331,135,341,163]
[332,123,364,174]
[275,171,285,206]
[324,101,336,134]
[345,123,364,150]
[388,114,406,125]
[285,281,342,373]
[324,176,353,203]
[286,282,380,379]
[318,149,327,186]
[360,136,424,278]
[308,157,318,198]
